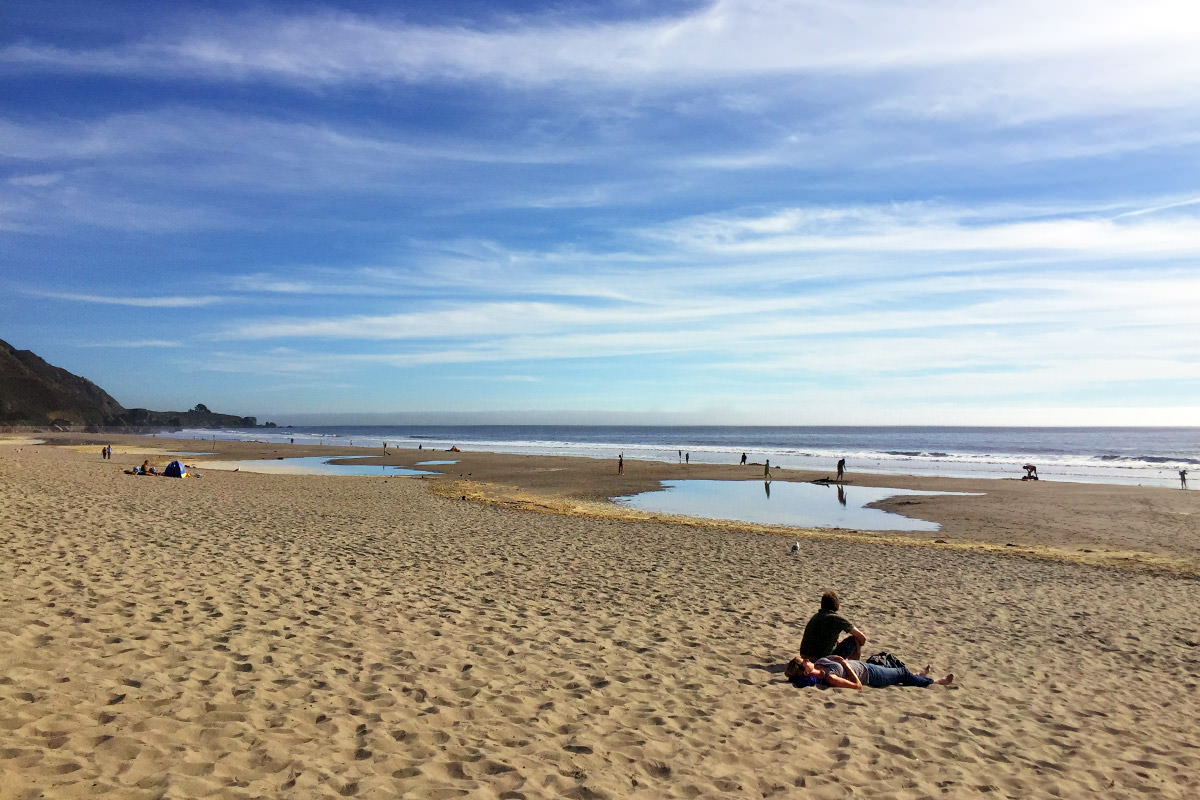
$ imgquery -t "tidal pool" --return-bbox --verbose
[416,460,459,465]
[615,480,971,531]
[194,457,435,477]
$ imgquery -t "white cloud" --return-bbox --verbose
[79,339,185,348]
[30,290,224,308]
[7,1,1200,123]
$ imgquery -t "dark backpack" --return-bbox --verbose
[865,651,907,670]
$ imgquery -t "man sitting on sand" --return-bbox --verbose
[799,591,866,660]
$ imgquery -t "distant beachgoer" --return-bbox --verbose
[618,453,624,475]
[1023,464,1038,479]
[836,458,846,480]
[100,446,107,460]
[786,655,953,689]
[799,591,866,660]
[741,452,747,465]
[678,449,682,463]
[1181,469,1188,489]
[685,452,689,465]
[290,438,294,444]
[764,459,771,479]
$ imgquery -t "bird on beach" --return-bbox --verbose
[789,542,800,554]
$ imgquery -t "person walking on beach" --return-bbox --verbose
[799,591,867,660]
[618,453,624,475]
[685,452,689,465]
[764,459,771,479]
[836,458,846,481]
[1181,469,1188,489]
[741,452,747,466]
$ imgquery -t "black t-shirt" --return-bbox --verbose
[799,609,853,658]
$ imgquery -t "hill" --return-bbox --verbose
[0,338,257,428]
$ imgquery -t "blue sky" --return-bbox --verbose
[3,0,1199,425]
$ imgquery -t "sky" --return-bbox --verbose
[3,0,1199,426]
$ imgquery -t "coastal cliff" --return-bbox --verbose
[0,338,257,428]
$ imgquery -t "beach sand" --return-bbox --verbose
[1,437,1197,798]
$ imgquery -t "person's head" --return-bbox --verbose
[785,656,824,682]
[820,591,840,612]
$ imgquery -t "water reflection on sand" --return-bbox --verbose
[616,479,977,531]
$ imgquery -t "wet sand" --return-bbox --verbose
[1,436,1197,798]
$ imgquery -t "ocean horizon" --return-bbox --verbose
[163,424,1200,489]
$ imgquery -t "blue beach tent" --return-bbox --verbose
[163,460,188,478]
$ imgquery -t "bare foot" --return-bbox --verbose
[936,673,954,685]
[919,664,932,677]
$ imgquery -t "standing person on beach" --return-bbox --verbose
[836,458,846,480]
[1181,469,1188,489]
[764,459,771,479]
[799,591,867,660]
[618,453,624,475]
[741,452,747,465]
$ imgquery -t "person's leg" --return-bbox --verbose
[863,663,933,688]
[832,636,861,660]
[896,668,934,687]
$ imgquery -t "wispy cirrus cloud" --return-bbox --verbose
[218,199,1200,312]
[6,1,1200,423]
[6,1,1200,122]
[29,290,224,308]
[78,339,185,348]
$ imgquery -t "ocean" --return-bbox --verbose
[162,425,1199,489]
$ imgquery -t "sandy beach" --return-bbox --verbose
[1,436,1197,798]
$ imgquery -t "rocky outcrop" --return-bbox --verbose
[0,338,256,428]
[0,339,126,426]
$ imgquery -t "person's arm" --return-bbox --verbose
[825,656,862,690]
[849,626,866,646]
[822,673,861,689]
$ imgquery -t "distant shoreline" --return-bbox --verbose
[19,430,1200,577]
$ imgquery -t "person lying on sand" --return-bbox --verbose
[785,654,953,689]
